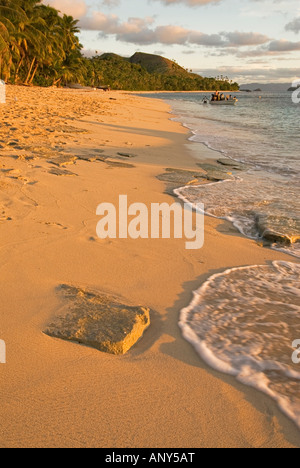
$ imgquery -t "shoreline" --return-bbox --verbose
[150,92,299,257]
[130,90,240,94]
[164,98,300,433]
[0,86,299,448]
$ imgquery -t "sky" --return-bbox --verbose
[43,0,300,84]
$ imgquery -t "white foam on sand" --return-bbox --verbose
[175,176,300,258]
[179,261,300,429]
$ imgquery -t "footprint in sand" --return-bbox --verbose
[48,168,77,177]
[48,155,78,167]
[43,222,68,230]
[89,236,112,245]
[2,169,36,185]
[0,209,12,222]
[117,152,137,159]
[2,168,21,176]
[17,176,37,185]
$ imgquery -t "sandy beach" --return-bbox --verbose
[0,85,299,448]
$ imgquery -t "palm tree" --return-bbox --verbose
[0,1,45,83]
[0,4,28,81]
[0,19,12,80]
[0,0,85,85]
[60,15,81,51]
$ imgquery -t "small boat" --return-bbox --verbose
[209,98,238,106]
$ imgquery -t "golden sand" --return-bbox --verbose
[0,86,299,448]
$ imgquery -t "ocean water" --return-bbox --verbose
[164,92,300,256]
[142,91,300,429]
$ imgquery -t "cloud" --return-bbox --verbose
[285,17,300,33]
[153,0,299,7]
[50,4,299,61]
[194,66,300,83]
[188,31,227,47]
[153,0,221,5]
[82,48,102,58]
[268,39,300,51]
[43,0,88,18]
[222,31,271,47]
[80,12,272,49]
[210,38,300,58]
[80,12,120,32]
[154,25,191,44]
[114,25,270,47]
[101,0,121,6]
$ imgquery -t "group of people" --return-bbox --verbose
[211,91,236,102]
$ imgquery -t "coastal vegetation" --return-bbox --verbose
[88,53,239,91]
[0,0,239,91]
[0,0,85,86]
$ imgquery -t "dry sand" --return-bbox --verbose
[0,85,299,448]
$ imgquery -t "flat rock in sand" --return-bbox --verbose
[117,152,136,158]
[48,155,78,167]
[44,285,150,355]
[157,168,206,185]
[48,168,78,177]
[197,163,235,182]
[217,158,246,171]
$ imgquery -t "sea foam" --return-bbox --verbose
[179,261,300,428]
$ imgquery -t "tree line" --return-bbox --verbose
[0,0,85,86]
[90,55,239,91]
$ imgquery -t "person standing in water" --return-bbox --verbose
[211,90,219,101]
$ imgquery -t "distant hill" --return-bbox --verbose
[129,52,189,76]
[240,83,293,92]
[100,53,125,61]
[87,52,239,92]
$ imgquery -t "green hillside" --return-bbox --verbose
[87,52,239,92]
[129,52,189,76]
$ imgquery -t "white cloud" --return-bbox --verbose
[194,65,300,83]
[80,12,120,32]
[80,12,272,49]
[223,31,271,47]
[43,0,88,18]
[42,1,300,65]
[154,0,221,5]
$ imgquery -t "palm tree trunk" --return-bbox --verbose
[15,55,24,83]
[52,78,62,86]
[24,57,36,85]
[28,63,38,85]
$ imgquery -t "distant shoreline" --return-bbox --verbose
[129,90,240,94]
[3,84,240,93]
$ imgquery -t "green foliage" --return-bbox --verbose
[86,53,239,92]
[0,1,239,91]
[0,0,85,86]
